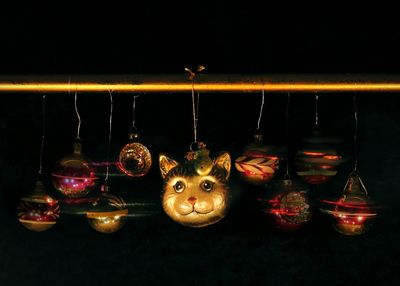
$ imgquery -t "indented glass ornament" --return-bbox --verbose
[86,184,128,233]
[320,172,377,236]
[295,130,343,185]
[159,143,231,227]
[18,180,60,232]
[118,132,152,178]
[235,134,279,185]
[265,179,312,231]
[51,141,97,198]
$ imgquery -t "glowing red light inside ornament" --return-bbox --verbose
[18,180,60,232]
[295,131,343,185]
[51,142,98,198]
[321,172,377,236]
[266,179,312,231]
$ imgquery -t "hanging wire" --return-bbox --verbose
[191,79,200,144]
[132,95,140,129]
[315,93,319,128]
[256,89,265,132]
[285,92,291,179]
[38,94,46,176]
[353,95,358,172]
[105,89,114,183]
[74,91,82,140]
[185,66,204,148]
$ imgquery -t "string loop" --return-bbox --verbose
[38,94,46,176]
[105,89,114,183]
[285,92,291,179]
[132,95,140,130]
[353,95,358,172]
[256,90,265,132]
[74,91,82,140]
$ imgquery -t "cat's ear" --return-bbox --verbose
[213,152,231,181]
[159,154,179,179]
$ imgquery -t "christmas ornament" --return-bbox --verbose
[159,67,231,227]
[18,180,60,232]
[118,95,152,178]
[295,95,343,185]
[51,141,97,198]
[321,172,376,236]
[235,91,279,185]
[86,184,128,233]
[261,93,312,231]
[320,96,377,235]
[295,130,343,185]
[118,133,152,177]
[18,95,59,232]
[86,90,128,233]
[265,179,312,231]
[51,92,97,198]
[235,134,279,185]
[159,143,231,227]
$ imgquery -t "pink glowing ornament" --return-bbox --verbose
[235,134,279,185]
[51,141,98,198]
[18,180,60,232]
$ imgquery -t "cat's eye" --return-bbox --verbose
[173,181,185,193]
[201,180,214,192]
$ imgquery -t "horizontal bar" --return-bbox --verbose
[1,74,400,93]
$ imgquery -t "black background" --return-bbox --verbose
[0,2,399,286]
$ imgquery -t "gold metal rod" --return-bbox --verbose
[1,74,400,93]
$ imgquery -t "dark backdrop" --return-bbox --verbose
[0,2,399,286]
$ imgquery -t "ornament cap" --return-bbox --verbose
[283,179,293,186]
[101,184,110,193]
[343,171,368,198]
[253,133,263,144]
[73,141,82,155]
[33,180,46,195]
[129,132,140,141]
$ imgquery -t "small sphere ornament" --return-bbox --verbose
[235,134,280,185]
[51,141,97,198]
[86,184,128,234]
[321,172,377,236]
[18,180,60,232]
[295,130,343,185]
[265,178,312,231]
[117,132,152,178]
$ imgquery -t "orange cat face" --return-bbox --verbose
[159,153,231,227]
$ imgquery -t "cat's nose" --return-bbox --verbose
[187,197,197,205]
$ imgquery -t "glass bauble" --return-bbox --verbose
[18,180,60,232]
[51,142,97,198]
[117,133,152,178]
[295,130,343,185]
[86,185,128,233]
[265,179,312,231]
[322,172,377,236]
[159,146,231,228]
[235,135,279,185]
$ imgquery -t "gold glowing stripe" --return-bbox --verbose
[19,219,56,225]
[2,73,400,93]
[86,209,128,218]
[1,83,400,92]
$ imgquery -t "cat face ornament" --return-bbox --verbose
[159,149,231,227]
